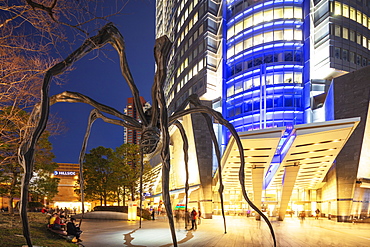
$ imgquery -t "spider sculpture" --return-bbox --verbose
[18,23,276,247]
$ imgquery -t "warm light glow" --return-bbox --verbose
[128,201,137,221]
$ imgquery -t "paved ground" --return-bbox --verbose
[78,215,370,247]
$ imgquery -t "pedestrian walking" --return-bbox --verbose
[189,208,197,230]
[198,209,202,225]
[315,209,320,219]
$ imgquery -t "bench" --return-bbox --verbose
[47,226,75,242]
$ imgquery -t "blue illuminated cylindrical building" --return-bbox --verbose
[223,0,308,135]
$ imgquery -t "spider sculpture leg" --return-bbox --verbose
[170,97,277,247]
[172,121,190,230]
[153,35,178,246]
[170,103,227,233]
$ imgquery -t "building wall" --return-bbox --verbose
[51,163,89,211]
[333,65,370,221]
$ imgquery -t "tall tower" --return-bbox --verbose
[155,0,224,218]
[124,97,151,145]
[157,0,223,114]
[224,0,306,134]
[223,0,370,133]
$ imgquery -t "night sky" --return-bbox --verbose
[49,0,156,163]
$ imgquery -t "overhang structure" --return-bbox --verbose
[215,117,360,220]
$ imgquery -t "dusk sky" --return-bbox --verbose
[49,0,156,163]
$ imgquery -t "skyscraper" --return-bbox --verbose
[157,0,223,113]
[152,0,370,221]
[124,97,151,145]
[224,0,370,130]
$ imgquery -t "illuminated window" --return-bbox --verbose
[254,33,263,46]
[235,41,243,54]
[294,7,302,19]
[342,4,349,18]
[235,20,243,35]
[363,36,367,48]
[264,9,273,22]
[235,81,243,94]
[198,59,204,71]
[294,72,302,84]
[343,27,348,39]
[284,7,294,19]
[350,7,356,21]
[254,11,263,25]
[227,27,234,39]
[274,73,283,84]
[193,12,198,23]
[266,74,273,85]
[284,72,293,83]
[227,85,234,97]
[244,16,253,28]
[334,1,341,15]
[253,76,260,87]
[363,14,368,27]
[244,37,253,49]
[244,78,253,89]
[274,8,283,19]
[334,25,341,37]
[265,31,273,42]
[192,65,197,76]
[357,10,362,24]
[184,8,188,20]
[227,47,234,59]
[274,30,283,40]
[284,29,294,40]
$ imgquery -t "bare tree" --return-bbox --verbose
[0,0,125,230]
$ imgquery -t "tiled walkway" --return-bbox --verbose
[79,215,370,247]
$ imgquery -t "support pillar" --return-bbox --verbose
[252,167,265,209]
[278,164,300,221]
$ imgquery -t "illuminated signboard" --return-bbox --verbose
[54,171,76,176]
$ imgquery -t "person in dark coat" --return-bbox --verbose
[67,218,82,242]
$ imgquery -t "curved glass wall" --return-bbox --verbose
[223,0,305,134]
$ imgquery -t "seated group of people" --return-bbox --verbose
[49,214,82,242]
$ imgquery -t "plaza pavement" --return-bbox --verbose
[77,214,370,247]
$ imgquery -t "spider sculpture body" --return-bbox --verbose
[18,23,276,247]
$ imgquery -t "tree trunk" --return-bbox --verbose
[123,186,126,206]
[117,189,120,206]
[8,171,19,214]
[130,186,135,201]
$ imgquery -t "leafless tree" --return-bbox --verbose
[1,0,126,212]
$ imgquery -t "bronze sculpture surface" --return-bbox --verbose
[18,23,276,247]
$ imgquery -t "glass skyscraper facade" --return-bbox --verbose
[223,0,370,135]
[224,0,306,133]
